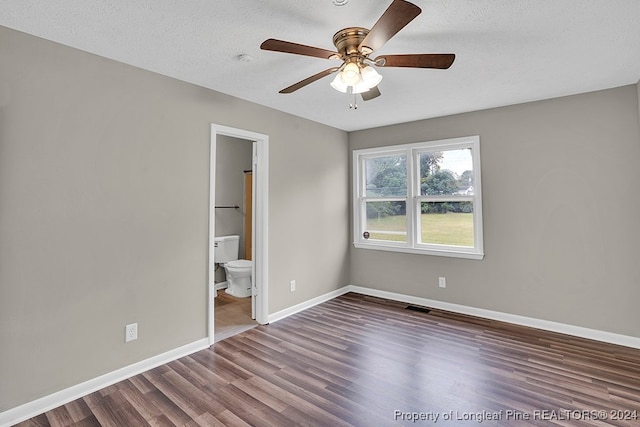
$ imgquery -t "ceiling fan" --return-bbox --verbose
[260,0,455,106]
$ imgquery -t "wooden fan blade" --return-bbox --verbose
[279,67,340,94]
[261,39,339,60]
[358,0,421,53]
[361,86,381,101]
[375,54,455,69]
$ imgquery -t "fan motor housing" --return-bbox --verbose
[332,27,370,57]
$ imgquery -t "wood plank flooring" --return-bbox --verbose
[16,293,640,426]
[214,292,257,343]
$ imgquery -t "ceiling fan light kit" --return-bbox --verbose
[260,0,455,106]
[330,63,382,94]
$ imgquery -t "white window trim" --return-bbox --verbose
[352,136,484,260]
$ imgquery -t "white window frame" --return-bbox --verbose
[353,135,484,260]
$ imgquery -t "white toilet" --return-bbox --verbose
[213,235,252,298]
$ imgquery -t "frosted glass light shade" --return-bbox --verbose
[330,73,349,93]
[361,66,382,87]
[342,62,361,85]
[352,79,371,94]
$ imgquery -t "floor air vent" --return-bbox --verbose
[406,305,431,314]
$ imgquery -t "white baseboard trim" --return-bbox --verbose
[348,285,640,350]
[0,338,210,427]
[267,287,351,324]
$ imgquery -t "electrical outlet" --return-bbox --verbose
[438,277,447,288]
[290,280,296,292]
[125,323,138,342]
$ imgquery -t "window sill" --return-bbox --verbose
[353,242,484,260]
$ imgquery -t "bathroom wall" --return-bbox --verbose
[0,26,350,412]
[349,84,640,339]
[214,135,253,283]
[214,136,252,248]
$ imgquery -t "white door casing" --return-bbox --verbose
[209,124,269,345]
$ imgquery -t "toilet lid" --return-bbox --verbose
[227,259,252,268]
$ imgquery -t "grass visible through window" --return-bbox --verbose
[366,213,473,246]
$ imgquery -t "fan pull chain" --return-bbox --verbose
[349,92,358,110]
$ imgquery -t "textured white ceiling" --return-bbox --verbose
[1,0,639,131]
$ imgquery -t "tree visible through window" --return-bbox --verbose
[353,136,483,259]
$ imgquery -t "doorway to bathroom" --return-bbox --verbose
[208,124,269,345]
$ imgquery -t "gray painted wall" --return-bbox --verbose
[349,85,640,338]
[0,26,349,411]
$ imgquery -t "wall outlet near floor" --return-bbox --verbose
[290,280,296,292]
[125,323,138,342]
[438,277,447,288]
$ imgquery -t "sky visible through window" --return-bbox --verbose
[440,149,472,175]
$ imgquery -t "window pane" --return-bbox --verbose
[420,202,474,247]
[420,149,474,196]
[364,155,407,197]
[364,201,406,243]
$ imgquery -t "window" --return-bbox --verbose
[353,136,483,259]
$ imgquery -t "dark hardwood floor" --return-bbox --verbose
[17,293,640,426]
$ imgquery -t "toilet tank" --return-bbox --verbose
[214,235,240,263]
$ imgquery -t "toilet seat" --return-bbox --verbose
[226,259,252,269]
